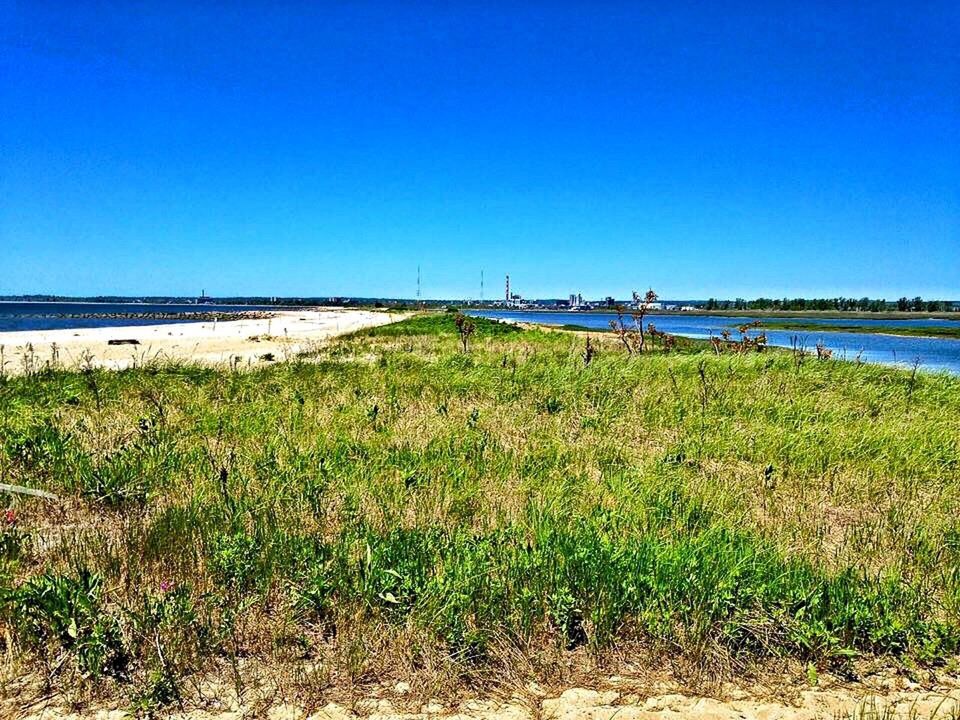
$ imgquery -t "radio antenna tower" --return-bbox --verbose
[417,265,421,303]
[480,270,484,302]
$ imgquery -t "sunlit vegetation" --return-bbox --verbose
[1,313,959,710]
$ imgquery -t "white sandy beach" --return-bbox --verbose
[0,309,403,374]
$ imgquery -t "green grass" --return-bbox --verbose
[357,311,522,338]
[1,314,959,706]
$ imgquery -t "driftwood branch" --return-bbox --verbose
[0,483,60,501]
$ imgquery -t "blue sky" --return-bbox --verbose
[2,1,957,300]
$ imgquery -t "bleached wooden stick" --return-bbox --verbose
[0,483,60,501]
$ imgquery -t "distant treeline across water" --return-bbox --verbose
[703,296,958,312]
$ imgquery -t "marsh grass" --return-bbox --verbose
[1,313,959,708]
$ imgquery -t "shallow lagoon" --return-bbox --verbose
[470,310,960,374]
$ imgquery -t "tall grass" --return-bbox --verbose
[1,313,958,708]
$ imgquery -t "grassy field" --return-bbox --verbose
[1,313,959,710]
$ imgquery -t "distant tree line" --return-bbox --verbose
[702,297,957,312]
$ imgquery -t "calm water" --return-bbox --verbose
[470,310,960,375]
[0,302,281,333]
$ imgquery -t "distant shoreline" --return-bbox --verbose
[515,318,960,341]
[0,299,288,307]
[472,307,960,321]
[756,320,960,339]
[2,310,276,321]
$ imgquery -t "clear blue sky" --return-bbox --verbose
[2,1,957,300]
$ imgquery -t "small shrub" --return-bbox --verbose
[540,396,565,415]
[548,587,587,649]
[289,538,338,628]
[78,452,149,507]
[294,563,336,625]
[2,420,74,478]
[454,313,476,353]
[0,509,23,563]
[355,528,439,616]
[76,435,177,507]
[209,531,261,594]
[127,582,202,711]
[4,570,127,679]
[711,322,768,355]
[131,669,180,714]
[582,336,596,365]
[609,290,658,354]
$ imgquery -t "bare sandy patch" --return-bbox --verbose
[0,310,406,375]
[10,684,960,720]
